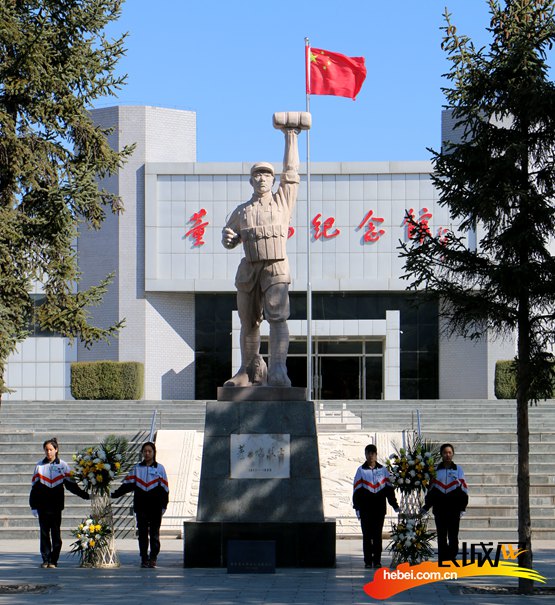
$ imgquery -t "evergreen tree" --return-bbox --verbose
[400,0,555,593]
[0,0,133,398]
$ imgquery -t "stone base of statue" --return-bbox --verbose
[184,395,335,567]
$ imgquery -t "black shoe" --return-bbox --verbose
[148,559,157,568]
[373,562,383,569]
[47,563,57,568]
[364,563,372,568]
[40,562,49,568]
[141,559,149,568]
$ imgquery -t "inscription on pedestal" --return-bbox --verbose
[230,434,290,479]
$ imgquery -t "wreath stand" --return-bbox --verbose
[84,493,120,568]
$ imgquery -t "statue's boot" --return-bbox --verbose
[224,330,265,387]
[248,354,267,385]
[224,367,250,387]
[268,321,291,387]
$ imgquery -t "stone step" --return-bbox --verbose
[1,512,135,529]
[467,506,555,517]
[465,472,555,485]
[471,494,555,506]
[0,431,151,443]
[427,515,555,530]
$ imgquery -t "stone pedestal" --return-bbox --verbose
[184,391,336,567]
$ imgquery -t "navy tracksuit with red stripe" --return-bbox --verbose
[353,462,399,567]
[423,462,468,563]
[112,461,169,562]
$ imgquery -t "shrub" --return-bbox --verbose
[495,360,518,399]
[495,360,555,399]
[71,361,144,400]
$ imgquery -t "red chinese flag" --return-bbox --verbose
[307,47,367,100]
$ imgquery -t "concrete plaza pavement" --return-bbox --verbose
[1,538,554,604]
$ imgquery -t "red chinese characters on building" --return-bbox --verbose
[185,208,209,247]
[358,210,386,243]
[180,206,448,248]
[312,213,340,240]
[403,207,432,243]
[437,227,450,246]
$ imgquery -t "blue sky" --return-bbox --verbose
[99,1,530,163]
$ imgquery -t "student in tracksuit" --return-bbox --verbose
[111,441,169,568]
[353,444,400,569]
[423,443,468,563]
[30,438,90,568]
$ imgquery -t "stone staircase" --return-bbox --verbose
[0,400,206,540]
[1,398,554,542]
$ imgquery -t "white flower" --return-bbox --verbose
[91,477,97,485]
[103,464,111,470]
[98,449,106,461]
[88,472,95,479]
[109,471,114,478]
[415,480,421,486]
[410,470,416,477]
[115,454,122,461]
[93,458,101,464]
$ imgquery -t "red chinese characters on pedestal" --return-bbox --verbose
[312,213,340,240]
[358,210,386,243]
[185,208,209,247]
[403,207,432,242]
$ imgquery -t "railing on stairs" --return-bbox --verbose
[149,409,158,442]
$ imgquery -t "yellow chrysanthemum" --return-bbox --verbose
[89,540,95,548]
[96,474,103,482]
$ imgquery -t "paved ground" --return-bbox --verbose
[0,539,553,604]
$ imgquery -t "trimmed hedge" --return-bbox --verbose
[495,359,555,399]
[71,361,144,400]
[494,360,518,399]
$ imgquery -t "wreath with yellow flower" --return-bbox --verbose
[388,514,436,566]
[70,517,112,566]
[71,435,129,495]
[385,436,439,494]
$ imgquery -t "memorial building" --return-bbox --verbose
[4,106,514,401]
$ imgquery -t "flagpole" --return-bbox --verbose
[305,37,313,402]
